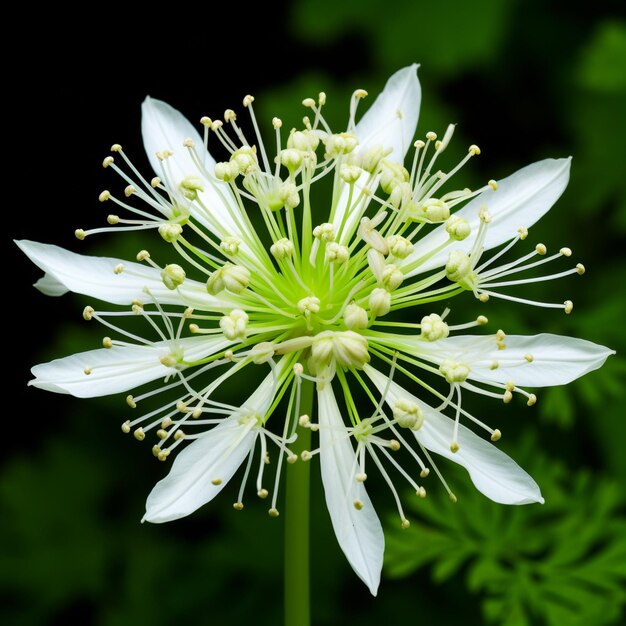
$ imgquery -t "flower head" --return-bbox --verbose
[18,65,614,595]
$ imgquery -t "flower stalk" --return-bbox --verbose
[284,378,313,626]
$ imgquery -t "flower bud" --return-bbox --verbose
[161,264,186,290]
[420,314,449,341]
[219,309,249,340]
[369,287,391,317]
[159,222,183,243]
[393,399,424,430]
[446,215,471,240]
[207,263,250,294]
[344,303,369,330]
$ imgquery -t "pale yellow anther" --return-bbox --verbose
[479,293,490,303]
[450,441,460,453]
[389,440,401,451]
[506,381,515,391]
[302,97,316,108]
[353,88,368,99]
[189,324,199,333]
[401,518,410,529]
[576,263,585,275]
[192,408,202,419]
[243,94,255,107]
[183,137,195,148]
[162,418,173,428]
[272,117,282,129]
[527,393,537,406]
[449,493,458,504]
[414,140,425,149]
[564,300,574,314]
[301,451,312,462]
[233,502,244,511]
[490,360,499,370]
[102,156,114,168]
[111,264,123,276]
[157,449,171,461]
[99,190,111,202]
[426,131,437,141]
[490,429,502,442]
[477,315,488,325]
[479,207,491,223]
[108,215,120,225]
[102,336,113,348]
[212,478,222,486]
[503,390,513,403]
[75,229,86,240]
[287,454,298,464]
[134,428,145,441]
[173,431,185,442]
[536,243,547,255]
[82,306,95,321]
[176,401,187,413]
[468,144,481,155]
[268,508,280,518]
[517,227,529,240]
[559,247,572,257]
[420,469,430,478]
[151,177,161,188]
[121,420,131,434]
[224,109,237,123]
[157,429,168,440]
[294,363,304,377]
[353,500,364,510]
[126,395,136,408]
[152,445,161,457]
[417,487,427,498]
[258,489,269,499]
[83,366,92,375]
[355,472,367,483]
[136,250,150,261]
[496,329,506,341]
[122,185,136,198]
[440,360,470,384]
[211,120,223,131]
[488,179,498,190]
[524,353,534,362]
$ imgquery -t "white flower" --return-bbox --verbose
[19,65,614,595]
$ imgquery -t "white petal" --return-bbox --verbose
[142,96,212,187]
[407,333,615,387]
[16,240,234,310]
[30,336,231,398]
[34,273,68,297]
[144,370,278,523]
[354,64,421,162]
[364,366,543,505]
[318,384,384,595]
[144,417,257,523]
[334,65,421,244]
[141,99,265,264]
[405,158,572,276]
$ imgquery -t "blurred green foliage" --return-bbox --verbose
[5,1,626,625]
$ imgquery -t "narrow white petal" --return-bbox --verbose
[144,370,279,523]
[406,333,615,387]
[318,384,384,596]
[142,96,212,187]
[365,366,544,505]
[334,65,420,244]
[144,417,257,523]
[354,64,421,162]
[141,98,258,257]
[30,336,231,398]
[16,240,235,310]
[405,158,572,276]
[34,273,68,297]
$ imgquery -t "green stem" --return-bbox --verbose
[284,379,314,626]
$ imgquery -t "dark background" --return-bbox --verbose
[5,1,626,625]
